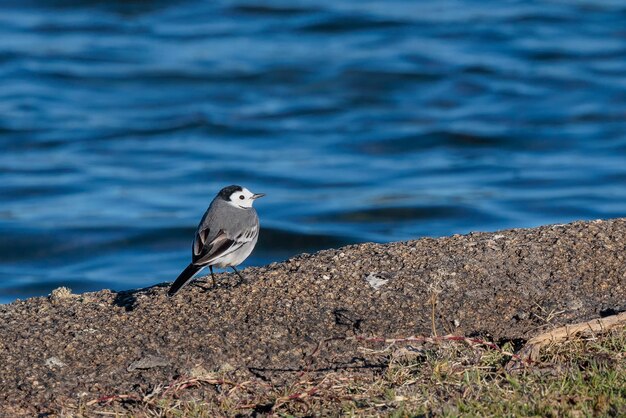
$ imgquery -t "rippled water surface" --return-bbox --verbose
[2,0,626,302]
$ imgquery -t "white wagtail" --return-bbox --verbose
[168,185,264,296]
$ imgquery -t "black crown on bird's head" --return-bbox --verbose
[218,185,243,200]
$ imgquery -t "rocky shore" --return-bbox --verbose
[1,218,625,415]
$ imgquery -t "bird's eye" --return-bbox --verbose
[239,195,245,200]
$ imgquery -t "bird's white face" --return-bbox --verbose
[228,187,264,209]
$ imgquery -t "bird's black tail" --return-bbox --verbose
[168,264,203,296]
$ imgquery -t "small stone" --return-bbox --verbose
[322,275,330,280]
[365,273,389,290]
[567,299,583,310]
[45,357,66,368]
[189,365,211,378]
[49,287,73,303]
[515,311,529,320]
[219,362,235,373]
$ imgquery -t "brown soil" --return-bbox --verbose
[1,218,625,415]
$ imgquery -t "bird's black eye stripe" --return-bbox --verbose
[239,195,245,200]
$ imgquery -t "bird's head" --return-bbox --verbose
[219,185,265,209]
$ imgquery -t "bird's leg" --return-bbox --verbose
[209,265,216,288]
[231,266,245,285]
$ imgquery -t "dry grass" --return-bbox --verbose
[69,325,626,417]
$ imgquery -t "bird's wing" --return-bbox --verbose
[193,226,211,259]
[192,226,258,266]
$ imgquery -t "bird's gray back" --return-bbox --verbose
[197,198,259,243]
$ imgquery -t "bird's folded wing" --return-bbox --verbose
[193,227,210,258]
[193,227,257,266]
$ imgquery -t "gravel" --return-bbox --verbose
[1,218,625,415]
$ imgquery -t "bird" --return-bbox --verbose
[167,185,264,296]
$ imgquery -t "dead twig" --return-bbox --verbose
[430,292,438,337]
[86,394,142,407]
[506,311,626,371]
[87,374,236,407]
[352,334,517,358]
[303,333,524,373]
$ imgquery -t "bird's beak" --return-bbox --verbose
[252,193,265,199]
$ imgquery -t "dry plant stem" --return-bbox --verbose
[304,333,523,366]
[272,386,319,412]
[86,394,141,407]
[85,314,626,412]
[431,292,438,337]
[352,334,515,358]
[87,375,236,407]
[82,322,626,415]
[512,311,626,365]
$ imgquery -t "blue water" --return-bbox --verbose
[1,1,626,303]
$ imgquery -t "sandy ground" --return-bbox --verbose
[1,218,625,415]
